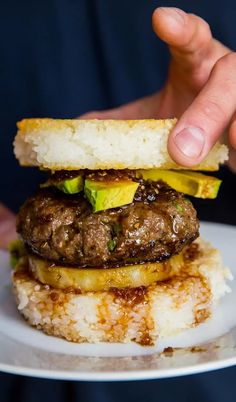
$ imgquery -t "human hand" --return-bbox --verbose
[81,7,236,171]
[0,204,17,249]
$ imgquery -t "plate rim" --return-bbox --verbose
[1,355,236,381]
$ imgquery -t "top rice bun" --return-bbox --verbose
[14,118,228,171]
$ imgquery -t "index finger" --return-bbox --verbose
[152,8,229,83]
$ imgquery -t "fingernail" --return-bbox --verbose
[173,127,205,158]
[158,7,186,25]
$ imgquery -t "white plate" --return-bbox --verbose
[1,222,236,381]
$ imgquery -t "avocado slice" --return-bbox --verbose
[55,176,84,194]
[136,169,221,199]
[84,178,139,212]
[41,175,84,194]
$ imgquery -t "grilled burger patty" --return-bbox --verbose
[17,181,199,267]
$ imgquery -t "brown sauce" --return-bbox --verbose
[110,286,147,307]
[190,346,207,353]
[86,169,135,182]
[50,170,83,182]
[51,169,136,183]
[138,333,154,346]
[108,286,154,346]
[163,346,174,356]
[50,291,59,301]
[183,242,200,262]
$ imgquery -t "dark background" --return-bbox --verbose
[0,0,236,401]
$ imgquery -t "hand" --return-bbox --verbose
[81,7,236,171]
[0,203,17,249]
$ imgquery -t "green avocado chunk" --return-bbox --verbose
[136,169,221,199]
[84,178,139,212]
[41,175,84,194]
[55,176,84,194]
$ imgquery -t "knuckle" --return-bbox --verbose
[191,14,211,35]
[199,18,211,40]
[214,52,236,72]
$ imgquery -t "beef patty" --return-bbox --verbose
[17,181,199,267]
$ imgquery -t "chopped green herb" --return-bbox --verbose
[107,239,117,252]
[113,223,122,235]
[175,203,183,213]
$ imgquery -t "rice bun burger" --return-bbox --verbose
[11,118,231,346]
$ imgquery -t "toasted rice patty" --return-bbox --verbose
[12,239,232,345]
[14,118,228,171]
[17,182,199,267]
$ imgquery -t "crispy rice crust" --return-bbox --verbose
[14,119,228,170]
[12,238,232,345]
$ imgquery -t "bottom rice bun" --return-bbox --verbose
[11,118,231,346]
[12,239,231,345]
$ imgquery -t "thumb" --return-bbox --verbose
[152,7,229,91]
